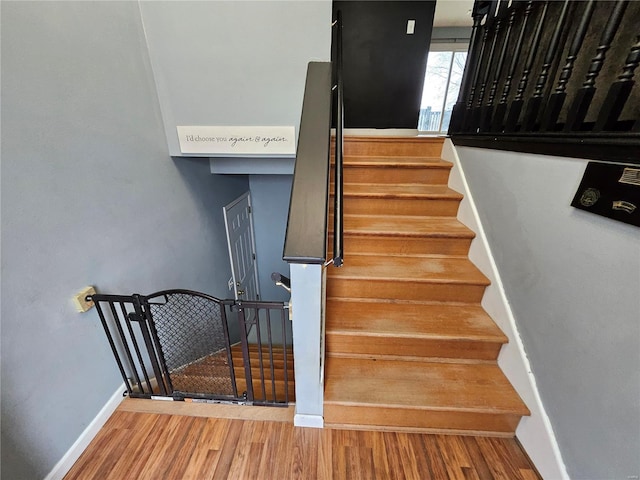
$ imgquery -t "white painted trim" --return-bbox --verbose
[294,413,324,429]
[442,139,569,480]
[44,384,125,480]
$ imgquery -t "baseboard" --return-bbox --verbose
[442,139,569,480]
[294,413,324,429]
[44,384,125,480]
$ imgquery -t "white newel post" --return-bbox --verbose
[289,263,324,428]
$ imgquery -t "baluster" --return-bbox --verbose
[539,0,596,131]
[492,1,534,131]
[480,1,518,132]
[594,34,640,131]
[462,6,496,132]
[450,1,493,133]
[521,0,571,131]
[564,0,629,132]
[505,1,549,132]
[470,1,507,131]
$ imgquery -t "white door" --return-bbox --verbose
[223,192,260,301]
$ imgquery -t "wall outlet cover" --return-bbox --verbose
[73,286,96,313]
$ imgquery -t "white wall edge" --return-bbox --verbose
[294,413,324,429]
[44,384,125,480]
[442,139,569,480]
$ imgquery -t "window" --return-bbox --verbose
[418,49,468,133]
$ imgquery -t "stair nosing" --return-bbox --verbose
[328,274,490,286]
[340,191,463,200]
[325,352,499,365]
[323,400,530,416]
[335,230,475,239]
[336,161,452,169]
[326,329,507,343]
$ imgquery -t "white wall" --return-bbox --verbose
[456,145,640,480]
[138,0,332,156]
[1,2,248,477]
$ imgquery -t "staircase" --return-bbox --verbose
[324,136,529,436]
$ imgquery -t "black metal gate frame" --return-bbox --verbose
[90,289,291,407]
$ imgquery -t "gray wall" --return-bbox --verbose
[138,0,332,156]
[1,2,248,478]
[249,175,293,303]
[457,146,640,480]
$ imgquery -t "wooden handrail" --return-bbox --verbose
[282,62,332,264]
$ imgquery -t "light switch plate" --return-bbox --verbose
[407,19,415,34]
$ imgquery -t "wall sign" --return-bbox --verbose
[177,126,295,156]
[571,162,640,228]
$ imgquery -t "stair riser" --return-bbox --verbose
[235,379,295,398]
[233,358,294,368]
[326,335,503,361]
[331,167,450,185]
[233,368,294,382]
[323,405,521,435]
[338,139,444,157]
[327,278,486,303]
[329,234,472,256]
[342,197,460,216]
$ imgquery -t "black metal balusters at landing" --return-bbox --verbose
[449,0,640,165]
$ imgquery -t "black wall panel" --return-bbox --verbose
[334,1,435,128]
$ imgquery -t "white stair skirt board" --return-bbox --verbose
[294,413,324,429]
[443,139,569,480]
[44,384,125,480]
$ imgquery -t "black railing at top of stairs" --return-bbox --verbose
[449,0,640,165]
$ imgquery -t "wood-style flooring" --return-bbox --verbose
[65,401,541,480]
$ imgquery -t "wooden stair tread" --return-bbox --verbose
[339,183,462,199]
[325,299,507,343]
[324,357,529,415]
[327,254,490,285]
[335,214,475,238]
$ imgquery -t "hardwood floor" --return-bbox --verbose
[65,403,541,479]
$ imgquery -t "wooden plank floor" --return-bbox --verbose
[65,403,541,479]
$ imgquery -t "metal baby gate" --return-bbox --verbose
[90,289,293,406]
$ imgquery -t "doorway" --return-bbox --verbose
[223,191,260,301]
